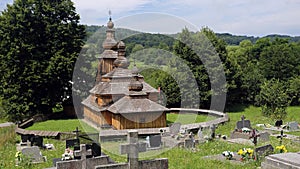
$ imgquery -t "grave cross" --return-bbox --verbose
[73,127,81,139]
[250,128,259,146]
[120,130,147,169]
[74,144,92,169]
[277,130,287,145]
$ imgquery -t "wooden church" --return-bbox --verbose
[82,17,168,130]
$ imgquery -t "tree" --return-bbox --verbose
[0,0,85,121]
[256,79,290,120]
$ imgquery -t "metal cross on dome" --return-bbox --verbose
[109,10,112,20]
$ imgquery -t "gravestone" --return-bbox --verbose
[149,135,162,148]
[169,122,181,135]
[287,121,299,131]
[236,115,251,130]
[259,132,270,142]
[52,158,62,167]
[21,146,44,163]
[91,142,101,157]
[21,134,30,142]
[255,144,274,157]
[66,139,80,148]
[210,124,216,139]
[74,144,92,159]
[32,136,43,147]
[120,130,147,169]
[275,120,283,127]
[261,152,300,169]
[184,139,193,149]
[197,128,204,141]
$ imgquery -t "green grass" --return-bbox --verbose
[26,119,98,133]
[1,106,300,169]
[167,113,216,125]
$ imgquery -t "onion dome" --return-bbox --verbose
[131,64,139,75]
[129,75,143,91]
[107,17,114,29]
[113,41,129,68]
[102,17,117,49]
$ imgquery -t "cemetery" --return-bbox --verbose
[0,2,300,169]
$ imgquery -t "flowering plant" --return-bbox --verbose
[15,151,22,161]
[61,148,74,160]
[237,148,255,161]
[222,151,234,160]
[276,145,287,153]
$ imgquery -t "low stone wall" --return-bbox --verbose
[138,158,168,169]
[56,159,82,169]
[56,156,110,169]
[95,163,128,169]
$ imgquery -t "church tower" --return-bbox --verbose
[95,16,118,83]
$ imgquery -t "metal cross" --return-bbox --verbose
[73,127,81,140]
[277,130,287,145]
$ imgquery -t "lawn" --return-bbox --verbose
[26,119,98,133]
[166,113,216,125]
[1,105,300,169]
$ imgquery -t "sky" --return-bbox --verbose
[1,0,300,36]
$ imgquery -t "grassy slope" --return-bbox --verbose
[1,106,300,168]
[26,119,98,133]
[167,113,216,125]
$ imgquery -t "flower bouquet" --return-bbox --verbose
[222,151,234,160]
[61,148,74,160]
[276,145,287,153]
[237,148,255,161]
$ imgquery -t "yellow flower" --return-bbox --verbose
[15,151,21,158]
[238,149,244,155]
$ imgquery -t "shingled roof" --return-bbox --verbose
[107,95,169,114]
[82,95,107,112]
[90,81,158,95]
[98,49,118,59]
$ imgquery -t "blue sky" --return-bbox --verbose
[1,0,300,36]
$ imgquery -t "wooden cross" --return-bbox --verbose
[73,127,81,140]
[74,144,92,169]
[120,130,147,169]
[277,130,287,145]
[250,128,259,146]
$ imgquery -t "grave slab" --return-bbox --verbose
[21,146,45,163]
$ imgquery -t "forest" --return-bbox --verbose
[81,25,300,120]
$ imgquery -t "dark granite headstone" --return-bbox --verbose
[33,136,43,147]
[86,144,92,158]
[236,120,251,129]
[66,139,80,148]
[275,120,283,127]
[91,142,101,157]
[255,144,274,157]
[21,134,29,142]
[149,135,162,148]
